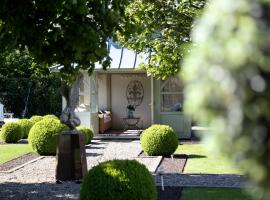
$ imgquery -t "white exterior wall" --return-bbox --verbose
[110,73,151,129]
[97,74,108,110]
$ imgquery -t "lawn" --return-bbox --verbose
[181,188,259,200]
[175,144,242,174]
[0,144,34,164]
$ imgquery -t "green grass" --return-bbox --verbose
[181,188,259,200]
[175,144,242,174]
[0,144,34,164]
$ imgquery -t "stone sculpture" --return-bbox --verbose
[60,73,83,129]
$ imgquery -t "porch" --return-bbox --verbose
[73,71,191,139]
[65,40,192,138]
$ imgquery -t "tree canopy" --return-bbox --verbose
[0,48,62,117]
[117,0,205,79]
[0,0,127,82]
[184,0,270,198]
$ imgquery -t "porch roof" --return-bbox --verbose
[96,39,150,70]
[50,40,150,72]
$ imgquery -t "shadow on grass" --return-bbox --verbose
[187,155,206,159]
[173,154,206,159]
[0,182,80,200]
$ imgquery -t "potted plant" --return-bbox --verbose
[126,105,135,118]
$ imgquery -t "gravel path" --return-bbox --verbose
[0,140,249,200]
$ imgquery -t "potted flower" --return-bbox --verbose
[126,105,135,118]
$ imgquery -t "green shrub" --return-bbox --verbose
[80,159,157,200]
[28,118,68,155]
[17,119,34,138]
[0,122,23,143]
[43,114,58,120]
[141,124,178,156]
[29,115,43,124]
[76,125,93,144]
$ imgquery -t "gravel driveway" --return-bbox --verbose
[0,139,248,200]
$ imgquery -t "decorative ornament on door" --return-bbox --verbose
[126,80,144,117]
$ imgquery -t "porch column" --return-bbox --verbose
[89,72,99,134]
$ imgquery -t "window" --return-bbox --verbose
[160,77,183,112]
[79,82,85,105]
[76,75,90,112]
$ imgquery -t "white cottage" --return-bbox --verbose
[63,41,191,138]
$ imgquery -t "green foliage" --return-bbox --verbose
[117,0,205,79]
[29,116,43,124]
[28,118,68,155]
[0,48,62,117]
[43,115,59,120]
[17,119,34,138]
[80,159,157,200]
[0,0,128,83]
[183,0,270,198]
[76,125,93,144]
[141,124,178,156]
[0,122,23,143]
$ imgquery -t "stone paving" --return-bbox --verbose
[0,139,249,200]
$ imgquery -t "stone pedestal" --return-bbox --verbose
[56,130,87,181]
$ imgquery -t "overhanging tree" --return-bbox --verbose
[0,0,128,125]
[0,0,127,80]
[117,0,205,79]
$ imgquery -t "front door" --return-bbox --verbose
[153,77,191,138]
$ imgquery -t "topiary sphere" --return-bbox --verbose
[28,118,68,155]
[80,159,157,200]
[141,124,178,156]
[29,115,43,124]
[43,114,59,120]
[0,122,23,143]
[76,125,93,144]
[17,119,34,139]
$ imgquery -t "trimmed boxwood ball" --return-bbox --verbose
[141,124,178,156]
[17,119,34,138]
[29,115,43,124]
[76,125,93,144]
[28,118,68,155]
[0,122,23,143]
[80,159,157,200]
[43,114,58,120]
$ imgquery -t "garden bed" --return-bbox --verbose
[157,155,187,174]
[138,152,188,174]
[157,186,182,200]
[0,153,40,172]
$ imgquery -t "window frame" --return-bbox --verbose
[160,77,184,113]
